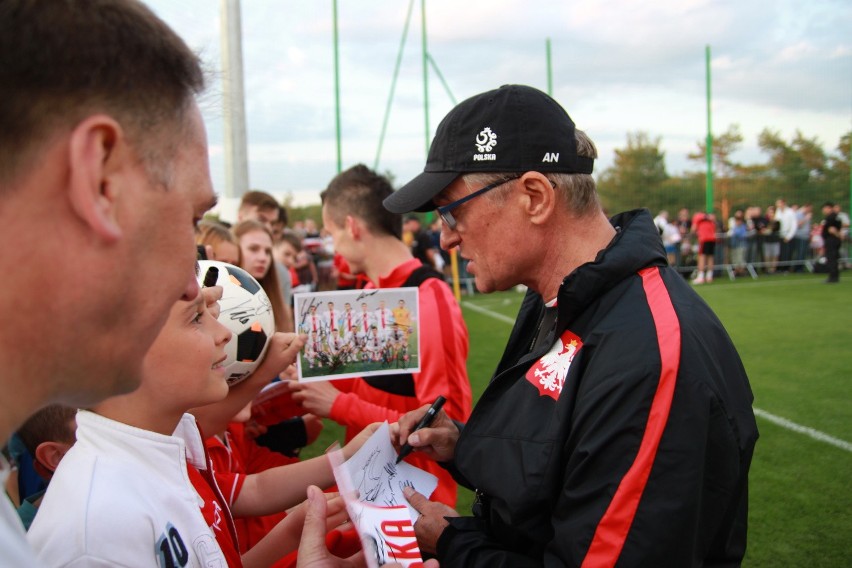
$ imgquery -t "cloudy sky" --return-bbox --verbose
[145,0,851,208]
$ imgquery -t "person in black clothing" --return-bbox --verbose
[404,215,438,269]
[383,84,758,567]
[821,201,842,283]
[761,205,782,273]
[747,205,768,265]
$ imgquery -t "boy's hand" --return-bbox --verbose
[302,413,324,445]
[392,406,460,463]
[200,285,223,318]
[280,363,299,381]
[288,491,349,535]
[290,380,341,418]
[296,486,364,568]
[298,486,439,568]
[253,333,306,379]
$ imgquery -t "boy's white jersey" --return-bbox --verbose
[28,411,229,567]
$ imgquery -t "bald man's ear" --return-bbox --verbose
[518,173,556,225]
[66,115,126,242]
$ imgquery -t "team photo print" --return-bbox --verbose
[294,287,421,382]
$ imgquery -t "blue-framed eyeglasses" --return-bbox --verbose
[436,175,519,230]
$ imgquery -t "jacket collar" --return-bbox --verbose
[555,208,668,324]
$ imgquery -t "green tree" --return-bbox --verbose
[598,131,669,213]
[289,204,323,228]
[688,124,744,178]
[688,124,744,220]
[757,129,828,205]
[825,131,851,208]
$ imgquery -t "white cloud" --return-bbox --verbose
[777,41,819,62]
[146,0,852,205]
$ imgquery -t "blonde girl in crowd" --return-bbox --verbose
[232,219,291,332]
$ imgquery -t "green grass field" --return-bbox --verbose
[304,272,852,566]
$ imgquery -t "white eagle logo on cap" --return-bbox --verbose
[475,127,497,152]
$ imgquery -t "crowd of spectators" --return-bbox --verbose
[281,198,850,292]
[203,196,849,295]
[653,200,850,281]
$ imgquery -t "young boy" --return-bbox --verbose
[14,405,77,530]
[273,232,306,296]
[28,275,372,567]
[290,165,472,508]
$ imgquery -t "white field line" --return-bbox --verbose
[462,299,852,454]
[696,276,832,289]
[461,300,517,324]
[752,408,852,453]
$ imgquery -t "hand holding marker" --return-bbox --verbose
[396,396,446,464]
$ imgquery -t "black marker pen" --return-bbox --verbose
[202,266,219,288]
[396,395,446,464]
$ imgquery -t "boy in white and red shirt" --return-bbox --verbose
[29,275,373,567]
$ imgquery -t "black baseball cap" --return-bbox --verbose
[383,84,594,214]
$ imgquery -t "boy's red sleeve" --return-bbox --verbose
[214,471,245,507]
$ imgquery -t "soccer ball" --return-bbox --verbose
[197,260,276,385]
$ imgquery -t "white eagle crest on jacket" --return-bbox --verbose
[526,331,582,400]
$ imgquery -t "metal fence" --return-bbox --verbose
[446,233,850,293]
[671,232,850,281]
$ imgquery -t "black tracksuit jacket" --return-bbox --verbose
[437,209,758,567]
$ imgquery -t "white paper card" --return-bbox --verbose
[342,422,437,520]
[329,422,438,567]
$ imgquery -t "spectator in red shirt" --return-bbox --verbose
[691,211,718,284]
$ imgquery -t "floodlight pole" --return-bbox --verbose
[333,0,342,173]
[546,38,553,96]
[705,45,714,214]
[421,0,430,155]
[427,54,456,105]
[375,0,415,170]
[221,0,250,198]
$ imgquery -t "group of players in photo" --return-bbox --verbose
[298,299,414,371]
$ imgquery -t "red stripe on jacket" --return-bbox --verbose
[582,266,682,567]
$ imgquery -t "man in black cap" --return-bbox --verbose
[387,85,758,567]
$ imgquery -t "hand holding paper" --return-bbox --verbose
[329,422,438,567]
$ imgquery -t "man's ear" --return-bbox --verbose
[518,172,556,225]
[345,215,362,240]
[33,441,72,477]
[66,115,127,242]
